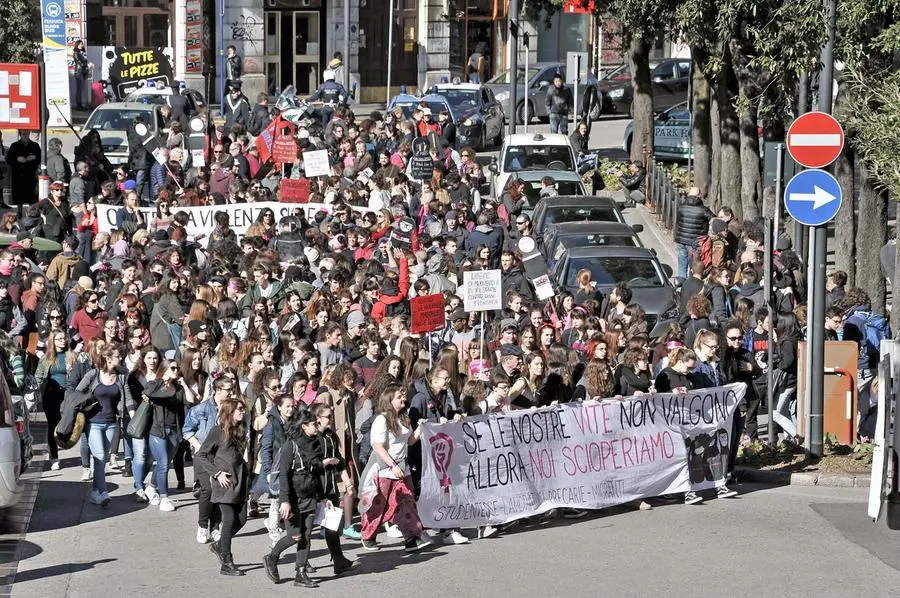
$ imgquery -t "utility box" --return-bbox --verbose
[797,341,859,445]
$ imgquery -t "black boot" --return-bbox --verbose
[209,541,223,564]
[123,459,133,478]
[263,553,280,583]
[294,567,319,588]
[333,556,359,576]
[220,554,245,576]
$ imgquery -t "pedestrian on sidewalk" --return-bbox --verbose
[674,187,714,279]
[195,398,249,576]
[35,329,76,470]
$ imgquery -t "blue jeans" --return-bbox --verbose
[80,425,91,468]
[676,242,693,279]
[121,413,133,461]
[88,422,117,493]
[131,436,153,491]
[149,427,180,497]
[549,113,568,134]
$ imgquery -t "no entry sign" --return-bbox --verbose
[786,112,844,169]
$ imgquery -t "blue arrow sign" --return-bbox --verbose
[784,169,842,227]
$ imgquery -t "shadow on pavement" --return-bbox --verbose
[26,476,148,533]
[811,502,900,573]
[1,558,117,584]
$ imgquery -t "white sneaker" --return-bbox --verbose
[80,467,91,481]
[210,527,221,542]
[443,530,470,545]
[89,490,103,505]
[158,497,176,512]
[385,523,403,538]
[145,486,160,506]
[196,526,210,544]
[99,492,111,506]
[135,489,149,503]
[50,460,60,471]
[479,525,498,539]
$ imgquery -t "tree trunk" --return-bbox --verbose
[717,59,742,221]
[709,93,722,210]
[855,162,887,314]
[730,38,762,222]
[893,219,900,335]
[833,82,856,286]
[628,37,654,163]
[691,48,712,198]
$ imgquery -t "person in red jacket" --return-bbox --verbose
[70,290,105,344]
[371,249,410,323]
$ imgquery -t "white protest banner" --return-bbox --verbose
[417,383,745,528]
[302,150,331,178]
[97,201,341,238]
[463,269,502,312]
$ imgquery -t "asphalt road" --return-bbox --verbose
[10,431,900,598]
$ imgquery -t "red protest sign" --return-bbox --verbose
[0,63,40,129]
[279,178,310,203]
[272,128,298,164]
[411,294,446,334]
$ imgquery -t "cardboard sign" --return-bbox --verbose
[280,178,310,203]
[302,149,331,178]
[411,293,446,334]
[272,128,298,164]
[409,155,434,180]
[463,269,503,312]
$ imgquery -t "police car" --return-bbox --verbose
[491,132,577,198]
[122,83,206,110]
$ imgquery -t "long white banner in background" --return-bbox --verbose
[417,384,745,528]
[96,201,342,238]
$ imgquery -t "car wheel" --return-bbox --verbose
[625,135,632,156]
[589,100,602,121]
[515,102,532,125]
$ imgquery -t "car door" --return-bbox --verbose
[654,103,691,159]
[481,88,498,138]
[532,66,560,117]
[651,61,680,110]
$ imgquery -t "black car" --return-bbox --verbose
[432,83,505,150]
[598,58,692,116]
[551,245,679,333]
[542,221,645,270]
[531,195,628,245]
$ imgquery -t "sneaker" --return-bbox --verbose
[80,467,91,481]
[89,490,103,505]
[342,525,362,540]
[135,489,149,503]
[561,508,588,519]
[159,497,176,512]
[479,525,499,539]
[443,530,470,545]
[196,526,210,544]
[385,523,403,538]
[636,501,653,511]
[404,535,433,553]
[684,491,703,505]
[145,486,160,506]
[538,509,558,524]
[210,527,221,542]
[176,481,186,491]
[109,455,121,469]
[268,528,285,547]
[99,492,111,506]
[361,539,380,551]
[717,485,738,499]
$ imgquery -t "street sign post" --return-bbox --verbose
[783,169,842,226]
[786,111,844,169]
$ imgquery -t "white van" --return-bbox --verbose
[491,132,577,198]
[0,374,33,508]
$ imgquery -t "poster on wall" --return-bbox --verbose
[101,47,175,100]
[64,0,85,75]
[184,0,204,75]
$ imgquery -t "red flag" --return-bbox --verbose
[255,114,280,164]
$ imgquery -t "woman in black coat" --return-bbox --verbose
[262,411,355,588]
[195,398,249,576]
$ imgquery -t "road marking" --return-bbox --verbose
[788,133,842,146]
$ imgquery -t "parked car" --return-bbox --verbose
[485,62,602,124]
[542,221,644,270]
[516,170,587,213]
[433,82,505,150]
[531,195,627,245]
[551,245,679,333]
[387,93,453,121]
[492,132,577,198]
[83,102,166,165]
[0,371,33,509]
[623,101,691,160]
[598,58,692,117]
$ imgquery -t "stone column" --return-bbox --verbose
[327,0,361,95]
[220,0,265,104]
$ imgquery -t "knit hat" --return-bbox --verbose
[346,310,366,329]
[77,276,94,291]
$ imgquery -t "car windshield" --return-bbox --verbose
[552,234,639,263]
[563,257,664,288]
[522,180,585,206]
[435,89,478,113]
[504,145,574,172]
[488,68,540,85]
[391,100,450,120]
[86,109,154,131]
[541,206,621,230]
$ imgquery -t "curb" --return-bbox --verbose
[736,466,872,488]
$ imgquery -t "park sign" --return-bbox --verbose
[786,112,844,169]
[417,384,745,527]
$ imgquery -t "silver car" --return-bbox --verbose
[83,102,167,166]
[485,62,601,125]
[623,102,691,161]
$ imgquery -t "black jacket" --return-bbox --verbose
[500,265,535,303]
[249,103,271,136]
[616,366,652,396]
[278,433,324,515]
[195,425,248,504]
[545,84,573,115]
[619,166,645,193]
[674,194,714,246]
[127,127,152,171]
[654,367,693,393]
[570,130,589,155]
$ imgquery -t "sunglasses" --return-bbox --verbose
[268,384,279,391]
[726,335,741,341]
[50,314,62,320]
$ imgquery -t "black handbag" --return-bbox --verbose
[126,400,153,438]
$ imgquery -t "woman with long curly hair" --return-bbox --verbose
[572,358,614,401]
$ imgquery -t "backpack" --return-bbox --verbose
[851,311,891,366]
[694,234,728,275]
[267,439,306,495]
[248,107,262,136]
